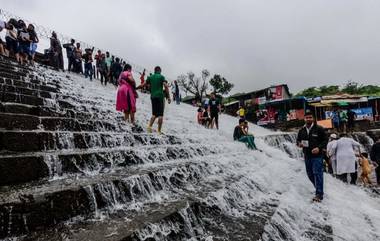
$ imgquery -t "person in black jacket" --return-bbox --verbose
[110,57,123,86]
[63,39,76,72]
[370,136,380,185]
[297,109,328,202]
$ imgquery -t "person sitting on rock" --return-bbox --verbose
[233,119,257,150]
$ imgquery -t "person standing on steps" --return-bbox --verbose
[139,69,148,92]
[83,48,94,81]
[74,42,83,74]
[105,51,112,82]
[116,64,137,124]
[63,39,76,72]
[326,133,339,175]
[17,22,30,65]
[208,93,221,130]
[173,80,180,105]
[332,133,361,185]
[146,66,171,134]
[98,54,108,85]
[49,31,63,70]
[370,136,380,185]
[110,57,123,86]
[94,50,102,79]
[0,19,8,56]
[297,109,328,203]
[27,24,38,65]
[233,119,257,150]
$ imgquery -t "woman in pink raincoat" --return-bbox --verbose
[116,64,138,124]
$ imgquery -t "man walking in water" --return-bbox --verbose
[297,109,328,202]
[146,66,171,134]
[208,93,221,129]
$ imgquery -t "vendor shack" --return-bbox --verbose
[308,94,377,130]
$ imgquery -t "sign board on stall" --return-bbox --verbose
[352,107,373,121]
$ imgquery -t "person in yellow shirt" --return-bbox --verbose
[236,106,246,119]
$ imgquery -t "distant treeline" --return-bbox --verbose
[295,81,380,98]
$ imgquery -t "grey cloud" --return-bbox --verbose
[1,0,380,94]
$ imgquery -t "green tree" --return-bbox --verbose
[295,87,319,97]
[341,81,359,94]
[319,85,340,96]
[209,74,234,95]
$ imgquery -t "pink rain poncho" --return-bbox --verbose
[116,71,136,113]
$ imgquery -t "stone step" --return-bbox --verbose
[0,142,227,185]
[0,103,63,117]
[0,56,33,71]
[0,92,44,106]
[0,113,119,132]
[17,176,279,241]
[0,103,122,128]
[0,83,54,99]
[0,77,59,93]
[0,71,25,80]
[0,65,28,74]
[0,129,184,152]
[22,200,191,241]
[0,161,209,239]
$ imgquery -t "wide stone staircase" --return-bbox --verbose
[0,56,302,241]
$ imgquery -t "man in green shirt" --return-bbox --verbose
[146,66,171,134]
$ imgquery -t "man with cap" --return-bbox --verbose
[297,109,328,202]
[327,133,339,175]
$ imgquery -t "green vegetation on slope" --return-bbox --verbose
[296,81,380,98]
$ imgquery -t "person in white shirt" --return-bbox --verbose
[331,133,361,184]
[326,133,338,175]
[0,20,7,56]
[5,23,19,60]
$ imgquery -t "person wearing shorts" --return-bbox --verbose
[17,22,31,64]
[146,66,171,134]
[5,23,18,60]
[208,93,221,129]
[27,24,38,64]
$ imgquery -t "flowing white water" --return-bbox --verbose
[27,66,380,240]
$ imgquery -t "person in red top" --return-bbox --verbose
[94,50,102,79]
[140,69,146,85]
[138,69,146,92]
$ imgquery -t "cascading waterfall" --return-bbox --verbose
[0,57,379,241]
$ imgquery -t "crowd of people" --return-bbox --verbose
[0,17,150,90]
[196,93,222,129]
[0,18,39,65]
[297,109,380,203]
[330,109,357,133]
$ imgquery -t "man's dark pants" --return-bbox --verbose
[84,63,93,80]
[305,157,324,199]
[68,57,75,72]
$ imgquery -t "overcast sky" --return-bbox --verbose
[2,0,380,94]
